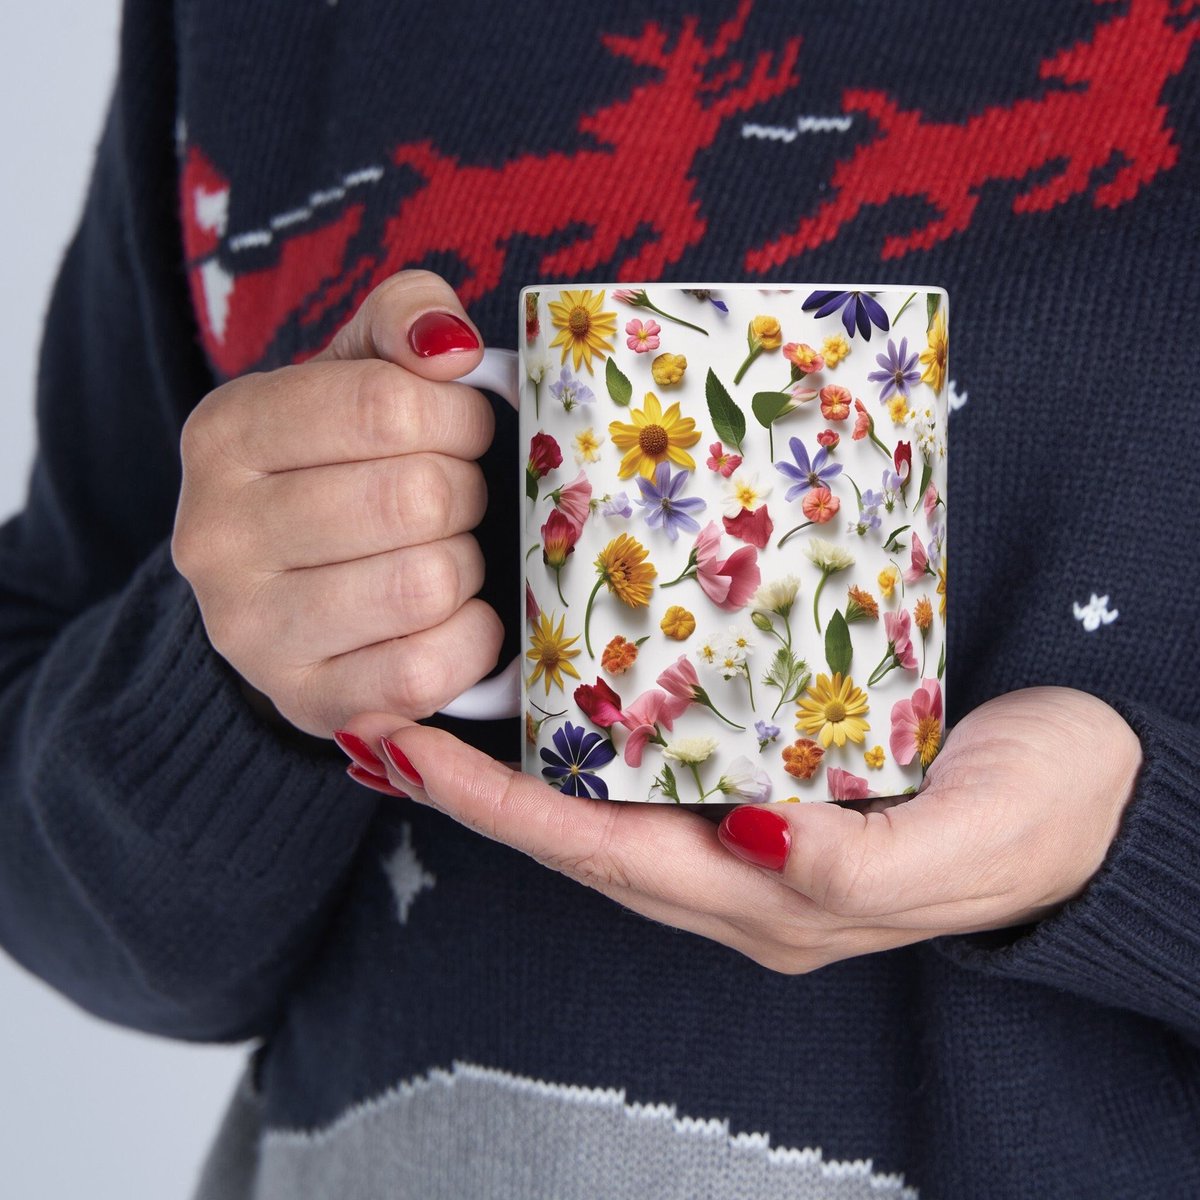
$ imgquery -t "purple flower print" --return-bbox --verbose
[548,366,595,413]
[775,436,844,501]
[867,338,921,403]
[802,290,890,340]
[540,722,616,799]
[635,462,707,542]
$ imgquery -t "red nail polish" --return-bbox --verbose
[407,311,479,357]
[380,738,424,788]
[333,729,386,774]
[718,806,791,872]
[346,763,409,798]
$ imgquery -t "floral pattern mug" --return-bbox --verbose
[447,283,948,804]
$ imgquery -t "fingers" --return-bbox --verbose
[306,598,505,725]
[246,453,487,568]
[720,777,1000,924]
[356,720,789,922]
[254,534,485,661]
[207,363,495,474]
[313,269,484,381]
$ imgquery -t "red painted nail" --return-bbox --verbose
[717,806,791,872]
[380,738,424,789]
[333,729,386,775]
[346,763,409,798]
[407,311,479,357]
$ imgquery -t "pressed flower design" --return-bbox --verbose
[521,285,947,802]
[795,672,871,748]
[609,392,702,480]
[634,462,707,542]
[548,289,617,372]
[540,721,616,799]
[583,534,657,656]
[526,611,582,694]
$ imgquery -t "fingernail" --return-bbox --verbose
[717,806,791,872]
[380,737,424,789]
[346,763,409,798]
[407,311,479,357]
[333,729,386,774]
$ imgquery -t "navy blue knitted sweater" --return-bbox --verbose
[2,1,1198,1196]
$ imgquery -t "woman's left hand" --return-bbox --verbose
[337,686,1143,973]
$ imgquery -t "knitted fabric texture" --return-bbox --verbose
[1,2,1198,1197]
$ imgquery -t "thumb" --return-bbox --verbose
[313,268,484,380]
[718,791,976,921]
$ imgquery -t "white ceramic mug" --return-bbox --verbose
[446,283,948,803]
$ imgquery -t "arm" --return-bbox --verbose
[0,1,377,1041]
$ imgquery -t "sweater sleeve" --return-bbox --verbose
[0,0,378,1042]
[932,696,1200,1044]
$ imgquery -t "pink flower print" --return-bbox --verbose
[707,441,743,477]
[904,531,929,584]
[722,505,774,549]
[612,289,640,304]
[801,487,840,524]
[617,688,690,766]
[827,767,871,801]
[883,609,918,671]
[817,429,840,450]
[625,318,662,354]
[574,678,624,728]
[656,652,743,730]
[656,654,701,704]
[819,385,852,421]
[923,483,939,520]
[526,581,540,624]
[890,679,944,767]
[852,399,871,441]
[549,470,592,533]
[527,432,562,479]
[693,521,761,610]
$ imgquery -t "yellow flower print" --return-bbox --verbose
[660,605,696,640]
[651,353,687,386]
[821,334,850,367]
[608,392,701,480]
[547,289,617,373]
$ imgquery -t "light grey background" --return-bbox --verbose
[0,6,245,1197]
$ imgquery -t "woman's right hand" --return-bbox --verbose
[171,270,503,738]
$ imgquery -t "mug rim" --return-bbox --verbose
[520,281,949,299]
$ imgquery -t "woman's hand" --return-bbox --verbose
[338,687,1143,972]
[172,270,503,738]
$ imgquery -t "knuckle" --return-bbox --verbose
[179,390,225,463]
[365,458,436,546]
[289,660,335,733]
[390,544,461,628]
[465,599,505,668]
[387,642,450,718]
[352,361,409,448]
[403,456,453,537]
[169,517,201,578]
[373,269,451,313]
[180,376,258,471]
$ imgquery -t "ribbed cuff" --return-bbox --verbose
[932,696,1200,1040]
[39,541,376,882]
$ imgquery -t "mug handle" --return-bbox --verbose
[436,347,523,721]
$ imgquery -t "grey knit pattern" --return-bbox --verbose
[195,1062,919,1200]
